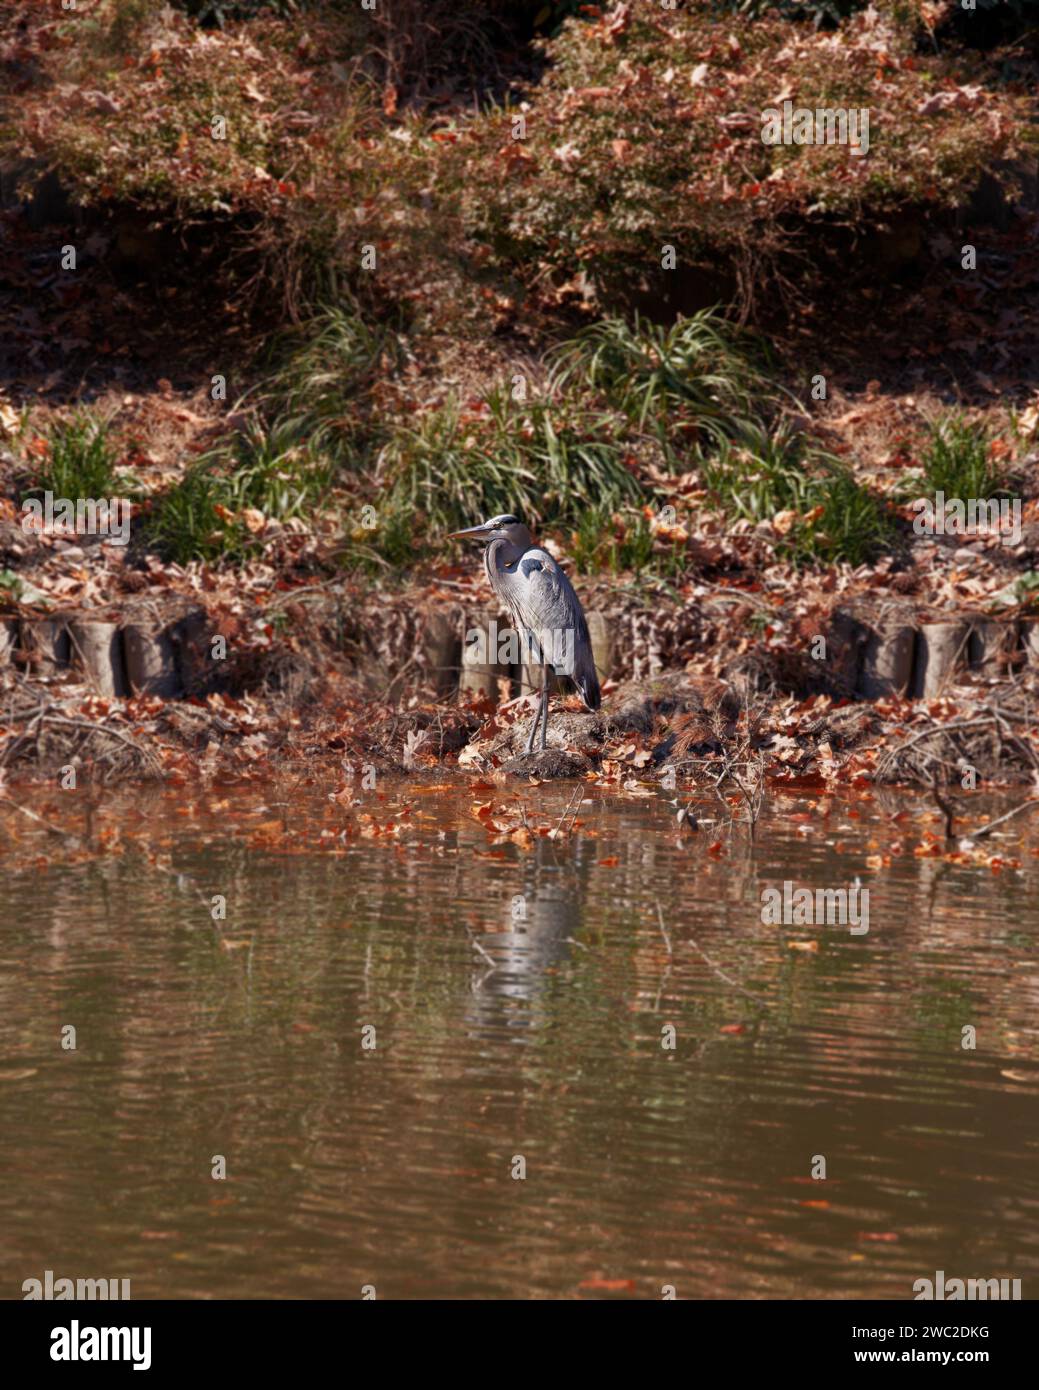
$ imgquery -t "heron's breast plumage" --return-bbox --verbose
[482,536,599,710]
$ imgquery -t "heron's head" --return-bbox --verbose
[447,514,531,547]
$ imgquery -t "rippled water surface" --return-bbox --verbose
[2,779,1037,1299]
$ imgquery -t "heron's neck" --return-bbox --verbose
[484,536,525,595]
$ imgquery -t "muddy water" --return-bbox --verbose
[1,781,1037,1300]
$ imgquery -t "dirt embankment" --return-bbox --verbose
[2,4,1038,794]
[2,552,1038,792]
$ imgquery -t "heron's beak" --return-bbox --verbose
[446,523,494,540]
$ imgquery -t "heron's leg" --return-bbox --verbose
[524,672,543,755]
[539,665,550,750]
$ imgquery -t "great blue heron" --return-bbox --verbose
[448,515,600,754]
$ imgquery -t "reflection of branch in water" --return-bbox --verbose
[0,794,227,940]
[656,903,673,957]
[928,775,1039,848]
[928,777,956,841]
[659,905,770,1009]
[964,797,1039,844]
[0,795,83,846]
[466,925,497,969]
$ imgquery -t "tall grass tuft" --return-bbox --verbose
[378,389,641,534]
[33,413,123,501]
[569,507,685,578]
[547,312,787,461]
[921,414,1004,501]
[148,420,331,563]
[255,305,398,469]
[699,424,895,567]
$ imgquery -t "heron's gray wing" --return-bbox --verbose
[504,550,601,710]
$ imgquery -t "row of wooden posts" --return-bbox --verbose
[432,606,1039,703]
[847,611,1039,700]
[0,610,208,699]
[1,605,1036,703]
[418,609,616,700]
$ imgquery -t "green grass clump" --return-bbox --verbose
[32,414,124,501]
[255,305,398,468]
[699,424,895,567]
[379,388,641,534]
[381,311,790,539]
[148,302,396,566]
[921,414,1005,501]
[148,420,331,563]
[547,312,786,460]
[336,505,419,576]
[569,508,686,579]
[146,465,229,565]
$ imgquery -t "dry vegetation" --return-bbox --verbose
[1,0,1038,786]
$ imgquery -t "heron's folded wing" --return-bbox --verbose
[505,553,590,672]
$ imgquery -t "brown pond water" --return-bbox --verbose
[1,780,1038,1300]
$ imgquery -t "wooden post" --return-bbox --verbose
[170,609,212,695]
[912,621,970,699]
[827,609,868,697]
[459,608,510,702]
[68,619,130,698]
[858,624,915,699]
[586,611,613,686]
[421,609,461,699]
[968,617,1016,676]
[0,617,17,667]
[1020,617,1039,666]
[23,618,70,676]
[123,623,183,698]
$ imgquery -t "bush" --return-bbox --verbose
[6,2,390,316]
[456,3,1024,299]
[19,5,365,218]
